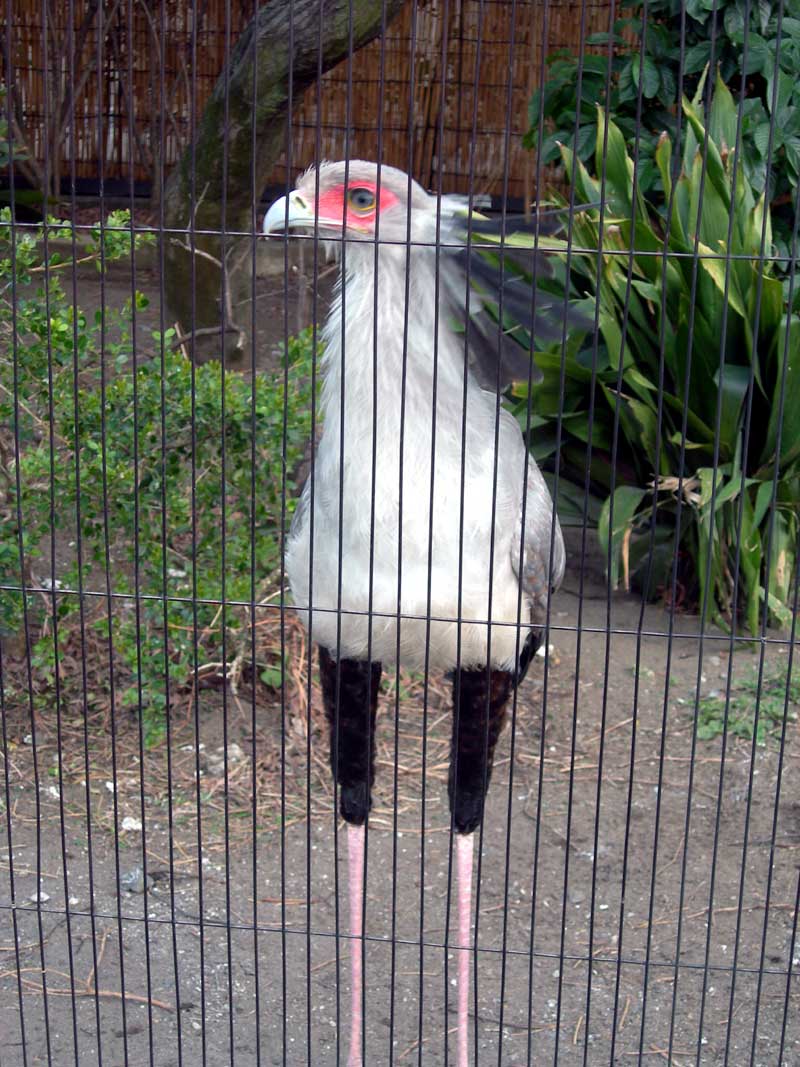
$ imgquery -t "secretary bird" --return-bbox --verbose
[264,160,568,1067]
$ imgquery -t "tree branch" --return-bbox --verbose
[163,0,406,365]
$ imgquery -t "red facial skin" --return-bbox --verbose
[314,180,399,231]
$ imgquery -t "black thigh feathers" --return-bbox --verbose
[448,666,513,834]
[447,632,538,834]
[319,631,538,832]
[319,646,382,826]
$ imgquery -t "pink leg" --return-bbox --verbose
[456,832,474,1067]
[347,822,365,1067]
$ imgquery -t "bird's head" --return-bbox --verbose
[262,160,433,246]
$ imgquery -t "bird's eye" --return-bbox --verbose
[347,187,376,214]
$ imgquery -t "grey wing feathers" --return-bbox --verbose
[438,209,594,394]
[288,479,310,543]
[511,461,565,626]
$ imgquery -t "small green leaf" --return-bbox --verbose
[260,665,284,688]
[752,122,772,159]
[631,54,661,99]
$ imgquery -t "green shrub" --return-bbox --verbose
[494,78,798,634]
[525,0,799,253]
[0,210,314,742]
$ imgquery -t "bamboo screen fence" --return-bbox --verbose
[6,0,613,202]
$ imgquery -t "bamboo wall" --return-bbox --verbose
[7,0,613,201]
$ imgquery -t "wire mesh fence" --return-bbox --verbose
[1,1,799,1065]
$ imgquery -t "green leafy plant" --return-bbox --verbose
[1,210,314,743]
[695,661,799,744]
[525,0,799,249]
[494,78,799,634]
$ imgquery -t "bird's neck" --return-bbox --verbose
[319,244,466,448]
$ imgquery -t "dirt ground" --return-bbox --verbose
[1,236,799,1065]
[2,543,799,1066]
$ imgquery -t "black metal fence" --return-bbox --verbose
[1,1,799,1065]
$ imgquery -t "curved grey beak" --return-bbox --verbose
[262,190,316,234]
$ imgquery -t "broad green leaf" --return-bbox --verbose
[631,280,662,304]
[477,232,570,253]
[731,153,755,219]
[542,472,604,527]
[597,485,648,589]
[785,136,800,178]
[713,364,750,453]
[695,471,726,620]
[603,265,651,333]
[753,479,775,530]
[674,175,692,248]
[529,437,559,463]
[532,350,595,385]
[754,272,784,341]
[697,241,747,319]
[621,218,688,293]
[682,94,731,209]
[689,150,733,249]
[655,131,673,198]
[623,364,658,401]
[595,105,634,213]
[684,40,712,75]
[709,69,737,155]
[752,122,772,160]
[737,491,763,637]
[661,391,716,446]
[558,141,601,203]
[713,474,759,511]
[599,310,633,370]
[741,33,771,76]
[766,509,796,613]
[627,398,663,470]
[668,431,707,450]
[697,465,724,510]
[764,314,800,465]
[766,67,794,117]
[690,61,710,109]
[760,588,795,630]
[560,410,612,449]
[750,193,773,259]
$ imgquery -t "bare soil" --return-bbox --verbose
[2,541,799,1066]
